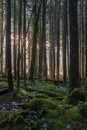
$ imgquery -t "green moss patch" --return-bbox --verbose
[80,102,87,117]
[0,82,8,90]
[69,88,86,104]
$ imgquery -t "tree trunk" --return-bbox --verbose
[0,0,4,74]
[17,0,22,89]
[13,0,17,80]
[29,2,41,80]
[63,0,67,83]
[23,0,26,86]
[6,0,14,92]
[69,0,80,90]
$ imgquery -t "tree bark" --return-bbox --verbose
[6,0,14,92]
[69,0,80,90]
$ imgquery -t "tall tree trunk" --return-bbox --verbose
[13,0,16,80]
[39,16,43,77]
[49,0,54,79]
[6,0,13,91]
[29,2,41,80]
[0,0,4,74]
[81,0,85,79]
[63,0,67,83]
[17,0,22,89]
[23,0,26,85]
[86,0,87,77]
[41,0,47,79]
[69,0,80,90]
[39,0,47,79]
[56,0,60,80]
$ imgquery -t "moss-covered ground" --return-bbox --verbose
[0,80,87,130]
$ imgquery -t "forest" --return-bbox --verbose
[0,0,87,129]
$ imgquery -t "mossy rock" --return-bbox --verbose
[80,102,87,117]
[69,88,85,104]
[29,98,57,110]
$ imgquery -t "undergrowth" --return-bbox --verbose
[0,80,87,130]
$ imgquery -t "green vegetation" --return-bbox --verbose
[80,102,87,117]
[0,81,87,130]
[69,88,86,104]
[0,81,8,90]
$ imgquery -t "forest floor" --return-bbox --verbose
[0,80,87,130]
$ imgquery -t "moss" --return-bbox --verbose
[0,82,8,89]
[69,88,85,104]
[65,106,82,129]
[44,103,66,130]
[34,80,42,87]
[14,115,24,125]
[27,81,67,97]
[45,84,59,91]
[66,106,81,121]
[19,103,30,109]
[29,98,65,130]
[0,119,8,128]
[3,125,25,130]
[46,105,63,118]
[52,96,64,101]
[17,110,29,118]
[80,102,87,117]
[29,98,58,111]
[60,96,69,105]
[2,127,9,130]
[46,119,68,130]
[35,93,48,98]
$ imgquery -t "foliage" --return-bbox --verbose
[0,81,87,130]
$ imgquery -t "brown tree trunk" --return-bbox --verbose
[6,0,14,92]
[69,0,80,90]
